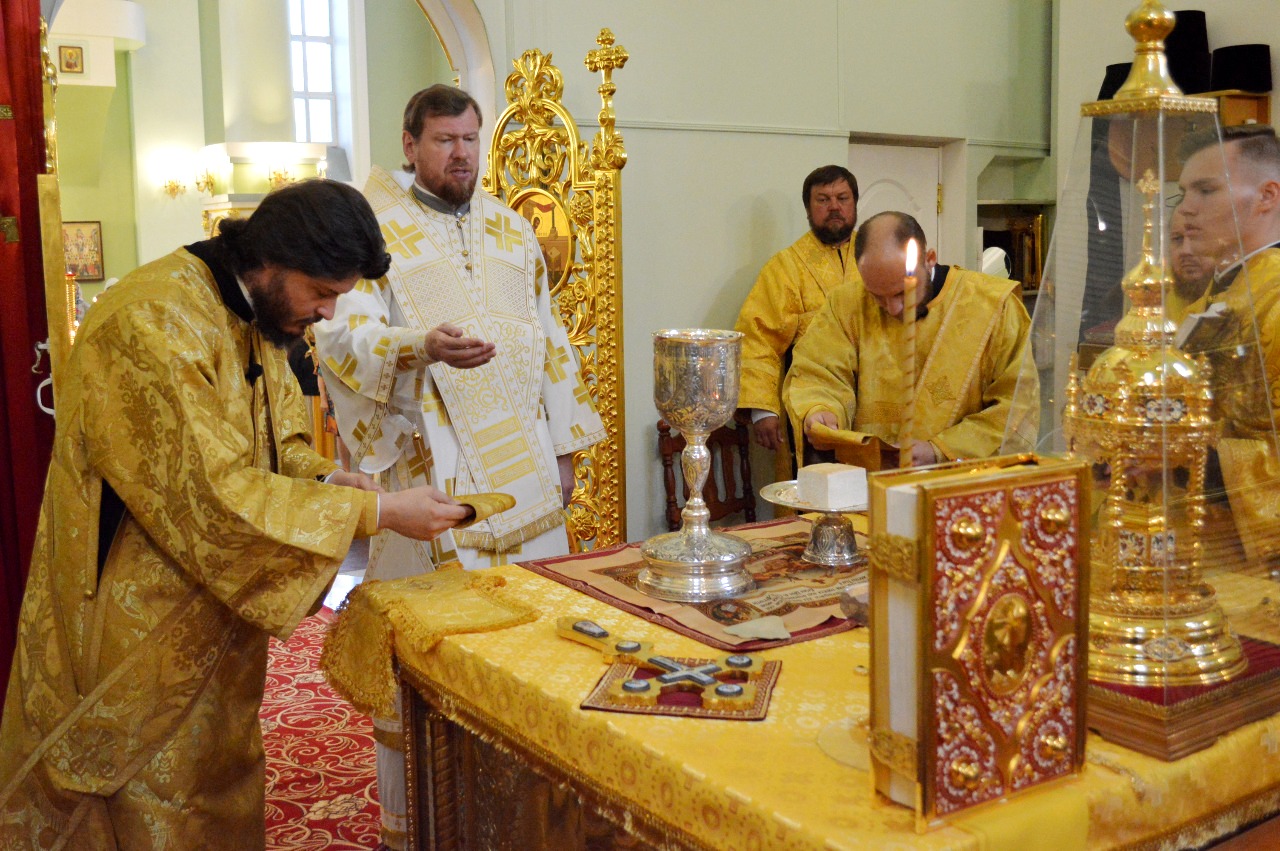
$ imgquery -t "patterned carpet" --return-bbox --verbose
[262,609,380,850]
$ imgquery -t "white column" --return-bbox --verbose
[218,0,294,143]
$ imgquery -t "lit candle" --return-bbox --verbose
[900,238,918,469]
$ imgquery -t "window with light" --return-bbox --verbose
[289,0,336,145]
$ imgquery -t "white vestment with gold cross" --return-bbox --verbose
[316,167,604,576]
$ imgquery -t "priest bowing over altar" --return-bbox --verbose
[784,211,1037,469]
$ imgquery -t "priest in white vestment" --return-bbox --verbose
[314,84,604,850]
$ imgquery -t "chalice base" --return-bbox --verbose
[1088,605,1248,687]
[638,530,754,603]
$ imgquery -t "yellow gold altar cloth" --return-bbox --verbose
[321,567,538,718]
[341,558,1280,850]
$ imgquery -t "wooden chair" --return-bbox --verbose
[658,411,756,532]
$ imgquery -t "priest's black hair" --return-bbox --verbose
[217,179,391,282]
[802,165,860,208]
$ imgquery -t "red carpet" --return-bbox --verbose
[262,609,380,850]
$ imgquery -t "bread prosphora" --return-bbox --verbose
[797,462,867,509]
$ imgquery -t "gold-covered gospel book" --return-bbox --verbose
[866,454,1089,829]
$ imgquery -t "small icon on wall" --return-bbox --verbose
[58,45,84,75]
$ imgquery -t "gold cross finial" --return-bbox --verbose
[586,29,628,74]
[585,28,628,169]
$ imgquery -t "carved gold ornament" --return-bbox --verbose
[483,30,628,551]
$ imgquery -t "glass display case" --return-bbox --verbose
[1001,0,1280,758]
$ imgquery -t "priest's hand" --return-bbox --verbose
[425,323,497,369]
[557,453,576,507]
[753,415,783,450]
[803,410,839,447]
[379,485,472,540]
[904,439,938,467]
[328,470,384,492]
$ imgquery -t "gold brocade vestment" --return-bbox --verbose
[735,230,859,479]
[1198,247,1280,564]
[785,266,1033,462]
[0,248,377,850]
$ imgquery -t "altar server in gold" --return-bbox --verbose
[0,180,471,850]
[1175,124,1280,567]
[734,165,861,477]
[313,84,605,849]
[787,210,1033,467]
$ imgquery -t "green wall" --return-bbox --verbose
[57,52,139,300]
[365,2,454,174]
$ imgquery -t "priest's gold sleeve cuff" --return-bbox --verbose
[358,490,380,539]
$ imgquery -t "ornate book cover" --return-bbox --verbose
[866,454,1089,828]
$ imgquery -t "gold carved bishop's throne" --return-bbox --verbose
[482,30,628,551]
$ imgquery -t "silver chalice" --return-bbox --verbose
[638,329,754,602]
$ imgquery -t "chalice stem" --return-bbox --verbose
[680,436,711,536]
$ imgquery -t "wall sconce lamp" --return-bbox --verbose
[162,178,187,198]
[268,167,293,190]
[194,169,216,195]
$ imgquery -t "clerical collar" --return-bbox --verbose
[185,238,255,323]
[1212,240,1280,294]
[917,264,948,319]
[411,182,470,217]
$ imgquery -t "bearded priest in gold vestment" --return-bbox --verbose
[734,165,861,479]
[787,211,1034,468]
[0,181,470,850]
[313,85,605,851]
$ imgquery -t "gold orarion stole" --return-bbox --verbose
[482,29,628,551]
[866,454,1090,830]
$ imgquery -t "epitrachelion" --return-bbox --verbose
[866,454,1090,829]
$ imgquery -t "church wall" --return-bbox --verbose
[57,52,139,295]
[126,0,208,263]
[365,1,454,177]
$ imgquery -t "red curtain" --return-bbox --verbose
[0,0,55,702]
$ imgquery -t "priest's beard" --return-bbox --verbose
[431,163,477,208]
[248,272,309,348]
[808,211,855,247]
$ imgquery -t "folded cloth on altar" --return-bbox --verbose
[453,492,517,529]
[321,567,539,716]
[807,423,893,470]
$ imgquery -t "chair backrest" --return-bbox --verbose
[483,29,629,553]
[657,413,757,532]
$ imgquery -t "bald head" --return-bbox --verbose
[854,212,935,319]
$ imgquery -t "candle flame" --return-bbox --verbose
[905,238,918,275]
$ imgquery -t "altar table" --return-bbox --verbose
[385,553,1280,850]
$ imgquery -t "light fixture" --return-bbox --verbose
[194,169,216,195]
[268,167,292,190]
[162,178,186,198]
